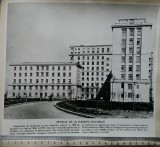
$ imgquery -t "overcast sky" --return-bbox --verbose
[5,2,159,90]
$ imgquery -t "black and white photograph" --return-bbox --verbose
[4,2,159,119]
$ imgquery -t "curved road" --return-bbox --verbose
[4,101,84,119]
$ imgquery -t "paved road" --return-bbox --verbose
[4,101,84,119]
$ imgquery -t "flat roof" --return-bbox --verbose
[9,62,83,68]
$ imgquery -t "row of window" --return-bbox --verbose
[81,61,110,66]
[14,72,72,77]
[77,56,110,60]
[121,46,141,54]
[121,73,140,80]
[12,85,72,90]
[12,92,69,97]
[82,72,109,77]
[83,66,110,71]
[121,65,140,72]
[121,56,140,63]
[13,79,72,84]
[82,77,104,82]
[14,66,72,71]
[82,82,103,87]
[122,38,141,46]
[71,47,110,54]
[122,28,142,37]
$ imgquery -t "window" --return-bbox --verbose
[36,72,39,77]
[121,74,125,80]
[106,63,109,66]
[121,48,126,54]
[19,67,22,70]
[63,73,66,77]
[101,61,104,65]
[92,72,94,76]
[14,67,16,70]
[35,93,38,96]
[37,66,39,70]
[101,72,104,76]
[52,86,54,90]
[25,73,27,77]
[30,66,33,70]
[136,65,140,71]
[122,38,126,46]
[87,56,89,60]
[30,73,32,76]
[24,86,26,90]
[46,72,49,76]
[41,79,43,83]
[87,48,90,53]
[52,66,55,70]
[129,38,133,45]
[122,28,127,37]
[107,48,110,53]
[137,28,142,36]
[128,74,133,80]
[19,79,21,83]
[128,93,132,98]
[35,86,38,90]
[57,79,60,83]
[136,94,139,98]
[14,73,16,77]
[13,86,16,90]
[18,86,21,90]
[52,79,54,83]
[13,93,15,97]
[45,93,47,97]
[19,73,21,77]
[97,61,99,65]
[36,79,39,83]
[29,86,32,90]
[69,79,71,83]
[63,66,66,70]
[107,58,109,61]
[82,61,84,65]
[137,47,141,54]
[25,66,27,70]
[63,79,65,83]
[97,67,99,70]
[97,48,99,53]
[46,79,48,83]
[52,73,54,77]
[137,38,141,45]
[129,56,132,63]
[128,65,132,72]
[121,65,125,72]
[128,84,132,90]
[69,72,71,77]
[82,72,84,76]
[45,86,47,90]
[101,67,104,70]
[121,56,125,63]
[58,66,60,70]
[92,48,95,53]
[83,56,85,60]
[87,62,89,65]
[137,85,139,89]
[30,79,32,83]
[97,56,99,60]
[102,48,104,53]
[136,56,140,63]
[40,86,43,90]
[92,56,94,60]
[129,28,134,36]
[69,66,71,70]
[41,72,44,77]
[92,61,94,65]
[58,73,60,77]
[136,74,140,80]
[96,72,99,76]
[129,47,133,54]
[102,56,104,60]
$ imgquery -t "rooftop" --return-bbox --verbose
[112,18,152,28]
[9,62,82,68]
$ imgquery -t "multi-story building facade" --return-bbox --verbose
[111,18,153,103]
[7,62,82,100]
[69,45,112,99]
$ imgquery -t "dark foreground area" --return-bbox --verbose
[56,100,153,118]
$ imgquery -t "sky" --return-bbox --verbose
[5,2,159,90]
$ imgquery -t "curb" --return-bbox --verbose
[54,103,95,118]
